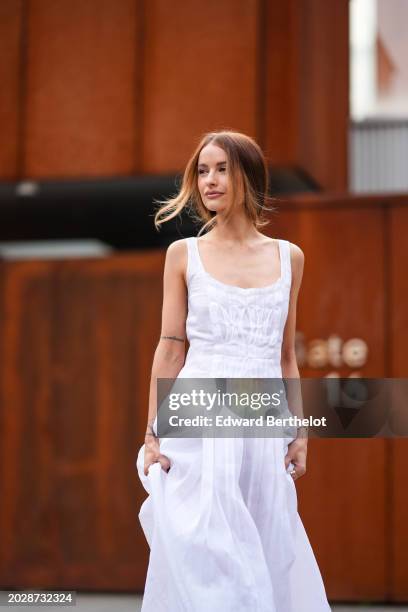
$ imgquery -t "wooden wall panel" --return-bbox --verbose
[289,204,387,598]
[299,438,386,601]
[296,0,349,190]
[265,199,388,599]
[0,0,349,185]
[287,205,386,377]
[263,0,298,164]
[390,205,408,601]
[24,0,141,178]
[0,1,23,179]
[141,0,259,173]
[391,436,408,602]
[0,251,165,588]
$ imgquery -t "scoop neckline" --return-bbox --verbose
[194,236,283,293]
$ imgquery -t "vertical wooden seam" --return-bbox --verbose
[16,0,29,179]
[134,0,146,173]
[289,0,300,168]
[383,200,393,601]
[255,0,267,151]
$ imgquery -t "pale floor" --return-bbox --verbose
[6,593,408,611]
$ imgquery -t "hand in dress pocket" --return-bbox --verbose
[144,437,171,475]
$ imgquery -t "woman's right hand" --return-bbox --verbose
[143,436,171,476]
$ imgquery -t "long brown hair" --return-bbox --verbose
[153,130,277,236]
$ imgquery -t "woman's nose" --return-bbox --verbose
[206,170,217,184]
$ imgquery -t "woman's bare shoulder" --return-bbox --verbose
[287,241,304,263]
[286,241,305,288]
[165,238,189,283]
[166,237,189,257]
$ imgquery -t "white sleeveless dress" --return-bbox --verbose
[136,237,331,611]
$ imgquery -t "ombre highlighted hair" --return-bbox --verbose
[153,130,277,236]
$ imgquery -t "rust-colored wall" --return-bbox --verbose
[0,1,23,179]
[0,0,349,188]
[142,0,259,172]
[0,252,165,588]
[270,196,389,600]
[24,0,141,178]
[263,0,298,164]
[296,0,349,191]
[390,205,408,601]
[278,193,408,601]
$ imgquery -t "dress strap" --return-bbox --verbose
[278,239,292,286]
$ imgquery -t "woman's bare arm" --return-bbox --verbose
[281,244,304,365]
[280,243,308,479]
[143,240,188,474]
[281,243,307,442]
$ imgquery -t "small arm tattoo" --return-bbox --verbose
[161,335,185,342]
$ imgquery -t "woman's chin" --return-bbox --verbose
[205,203,229,214]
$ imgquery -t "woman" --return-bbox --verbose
[136,130,331,611]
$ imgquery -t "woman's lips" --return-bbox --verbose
[206,193,224,199]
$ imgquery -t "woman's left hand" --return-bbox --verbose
[284,438,307,481]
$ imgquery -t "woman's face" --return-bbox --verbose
[197,143,234,213]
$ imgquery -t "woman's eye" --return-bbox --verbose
[198,167,226,175]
